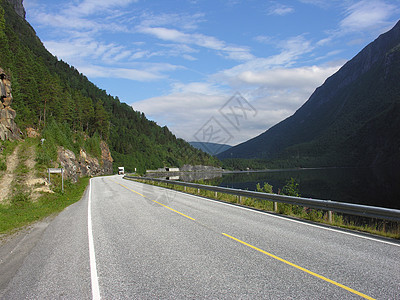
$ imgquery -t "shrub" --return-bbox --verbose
[0,158,6,171]
[84,132,101,159]
[11,191,30,207]
[282,178,300,197]
[256,182,273,193]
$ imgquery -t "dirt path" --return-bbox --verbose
[24,145,50,200]
[0,145,20,203]
[25,146,36,170]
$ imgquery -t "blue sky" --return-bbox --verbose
[24,0,400,145]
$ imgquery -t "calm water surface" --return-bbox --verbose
[209,168,400,209]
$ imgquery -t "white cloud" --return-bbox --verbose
[78,63,181,82]
[340,0,397,32]
[32,11,97,30]
[130,26,342,144]
[136,20,254,61]
[138,26,222,49]
[132,63,341,144]
[219,35,315,79]
[298,0,330,8]
[43,35,182,81]
[66,0,138,17]
[268,4,294,16]
[255,35,272,44]
[171,81,226,95]
[139,12,205,31]
[28,0,135,34]
[313,1,399,49]
[43,38,132,64]
[183,54,197,61]
[139,27,189,43]
[234,65,340,88]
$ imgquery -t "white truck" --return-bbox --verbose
[118,167,125,175]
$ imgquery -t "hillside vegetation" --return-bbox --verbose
[0,0,219,173]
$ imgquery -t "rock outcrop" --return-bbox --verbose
[100,140,113,175]
[58,142,113,183]
[0,68,20,141]
[6,0,25,19]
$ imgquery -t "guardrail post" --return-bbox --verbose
[197,188,200,194]
[184,186,187,192]
[239,196,242,204]
[215,191,218,198]
[124,176,400,222]
[328,210,333,223]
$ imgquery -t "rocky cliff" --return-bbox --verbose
[0,68,20,141]
[6,0,25,19]
[58,141,113,183]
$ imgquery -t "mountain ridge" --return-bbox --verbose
[189,142,232,156]
[218,20,400,169]
[6,0,24,19]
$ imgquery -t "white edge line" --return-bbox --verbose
[88,179,101,300]
[150,184,400,248]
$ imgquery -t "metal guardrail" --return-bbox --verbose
[124,176,400,222]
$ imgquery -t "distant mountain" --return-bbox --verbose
[218,20,400,169]
[189,142,232,156]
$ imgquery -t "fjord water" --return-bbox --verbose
[215,168,400,209]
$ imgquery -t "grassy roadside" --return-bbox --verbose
[0,177,89,234]
[0,137,91,235]
[132,178,400,240]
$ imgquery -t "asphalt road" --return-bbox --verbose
[1,175,399,299]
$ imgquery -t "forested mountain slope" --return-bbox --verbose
[189,142,232,156]
[0,0,219,173]
[218,20,400,168]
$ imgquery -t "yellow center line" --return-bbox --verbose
[222,233,375,300]
[153,200,196,221]
[112,178,374,299]
[113,180,195,221]
[118,183,145,197]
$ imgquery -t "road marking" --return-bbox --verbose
[115,180,195,221]
[153,200,196,221]
[222,233,375,300]
[117,183,145,197]
[88,179,101,300]
[125,178,399,247]
[183,192,400,248]
[119,178,390,298]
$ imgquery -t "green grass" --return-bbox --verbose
[0,139,19,173]
[0,177,89,234]
[133,178,400,239]
[6,138,41,205]
[0,136,93,235]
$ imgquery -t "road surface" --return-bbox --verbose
[1,175,399,299]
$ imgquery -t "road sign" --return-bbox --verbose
[48,168,63,174]
[48,168,64,192]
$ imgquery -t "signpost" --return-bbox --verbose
[48,168,64,192]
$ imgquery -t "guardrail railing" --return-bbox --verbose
[124,176,400,222]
